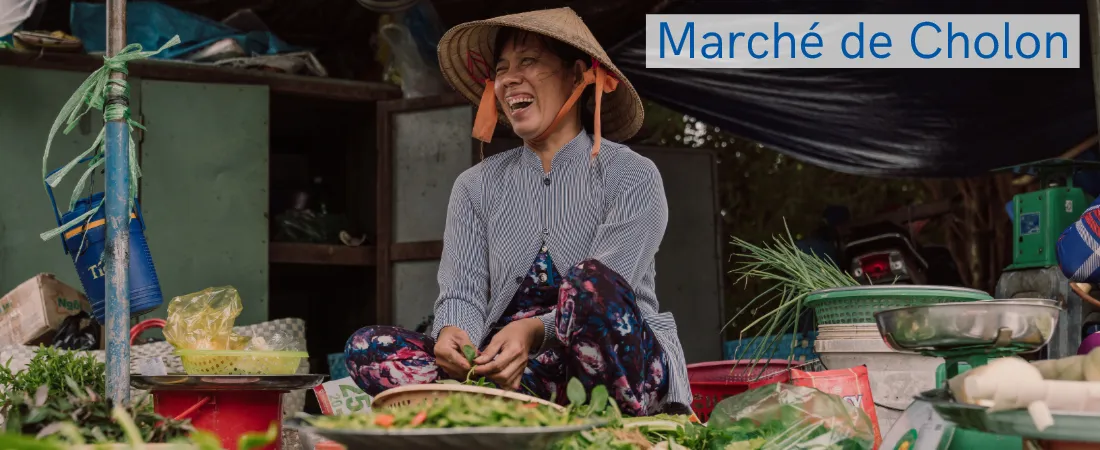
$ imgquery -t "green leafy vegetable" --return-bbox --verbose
[462,344,477,365]
[566,378,587,407]
[309,393,574,430]
[0,345,106,407]
[0,347,191,445]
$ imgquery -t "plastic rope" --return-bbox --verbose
[39,36,181,243]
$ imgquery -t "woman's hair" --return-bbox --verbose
[493,27,596,133]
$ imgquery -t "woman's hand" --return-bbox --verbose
[434,326,476,379]
[473,318,544,390]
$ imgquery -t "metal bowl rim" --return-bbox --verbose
[287,418,607,437]
[808,285,992,296]
[872,299,1062,319]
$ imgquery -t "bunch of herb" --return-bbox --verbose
[0,346,106,406]
[0,406,277,450]
[724,219,858,366]
[3,376,194,444]
[436,344,537,395]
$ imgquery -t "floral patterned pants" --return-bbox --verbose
[344,250,671,416]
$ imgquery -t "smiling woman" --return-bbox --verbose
[344,7,694,419]
[491,29,595,146]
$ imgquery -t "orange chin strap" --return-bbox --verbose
[471,59,619,160]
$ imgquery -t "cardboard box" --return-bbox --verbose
[0,274,91,346]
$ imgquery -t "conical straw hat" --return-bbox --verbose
[437,7,644,143]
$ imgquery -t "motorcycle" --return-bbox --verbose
[842,219,964,286]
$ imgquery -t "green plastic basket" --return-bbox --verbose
[804,285,992,325]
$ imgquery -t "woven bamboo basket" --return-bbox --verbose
[372,384,565,412]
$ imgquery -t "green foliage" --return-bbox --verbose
[0,346,105,407]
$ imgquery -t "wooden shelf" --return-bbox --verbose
[270,242,376,266]
[0,50,402,102]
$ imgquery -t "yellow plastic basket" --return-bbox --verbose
[176,349,308,375]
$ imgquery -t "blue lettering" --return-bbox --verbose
[1016,32,1040,59]
[801,22,823,58]
[701,32,723,59]
[974,32,997,59]
[911,22,941,59]
[948,22,968,58]
[748,32,769,58]
[774,22,795,58]
[1046,32,1068,59]
[660,22,694,58]
[869,32,892,59]
[729,32,746,58]
[842,22,865,59]
[1003,22,1014,59]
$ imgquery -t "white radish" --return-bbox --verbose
[950,357,1042,404]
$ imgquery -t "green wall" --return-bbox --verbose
[0,67,270,326]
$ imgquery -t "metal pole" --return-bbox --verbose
[104,0,131,406]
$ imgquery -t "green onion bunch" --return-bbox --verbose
[724,220,858,368]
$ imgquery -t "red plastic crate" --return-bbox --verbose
[687,359,796,422]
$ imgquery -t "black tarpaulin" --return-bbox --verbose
[609,0,1098,177]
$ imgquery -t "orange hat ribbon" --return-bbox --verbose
[471,59,619,160]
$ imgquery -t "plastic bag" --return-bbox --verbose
[0,0,38,38]
[790,365,883,448]
[243,331,303,352]
[708,383,876,450]
[51,311,101,351]
[163,286,249,350]
[379,22,446,98]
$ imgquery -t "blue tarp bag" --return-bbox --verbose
[70,1,300,60]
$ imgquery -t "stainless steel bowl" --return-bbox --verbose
[874,299,1061,353]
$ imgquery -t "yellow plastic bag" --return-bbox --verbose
[163,286,249,350]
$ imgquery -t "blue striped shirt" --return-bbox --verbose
[1057,196,1100,282]
[431,130,692,408]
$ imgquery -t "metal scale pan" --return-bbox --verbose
[874,298,1060,356]
[874,299,1100,444]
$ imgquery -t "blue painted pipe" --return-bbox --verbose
[104,119,131,405]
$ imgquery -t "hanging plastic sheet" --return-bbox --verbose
[70,1,301,60]
[609,0,1097,178]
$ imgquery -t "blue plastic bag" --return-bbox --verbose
[70,1,301,59]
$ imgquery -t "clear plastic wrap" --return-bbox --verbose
[707,383,876,450]
[162,286,249,350]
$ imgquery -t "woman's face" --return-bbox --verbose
[493,34,580,140]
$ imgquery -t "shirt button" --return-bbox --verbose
[515,276,523,284]
[543,178,551,186]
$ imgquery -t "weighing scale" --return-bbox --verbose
[994,158,1100,359]
[133,375,325,450]
[873,299,1065,450]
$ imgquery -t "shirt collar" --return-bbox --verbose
[522,130,591,174]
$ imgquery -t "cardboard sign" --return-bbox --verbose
[313,377,372,416]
